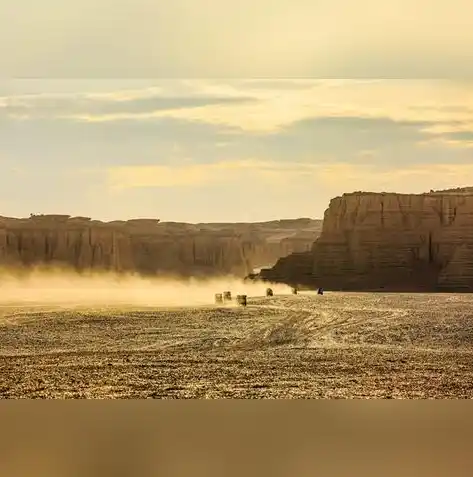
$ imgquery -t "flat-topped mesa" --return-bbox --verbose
[322,190,473,234]
[0,214,322,278]
[261,189,473,292]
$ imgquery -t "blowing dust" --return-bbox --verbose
[0,268,291,308]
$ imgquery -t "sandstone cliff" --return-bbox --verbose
[0,215,321,278]
[260,189,473,291]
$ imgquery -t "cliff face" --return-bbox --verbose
[0,215,321,278]
[261,190,473,291]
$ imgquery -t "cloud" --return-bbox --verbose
[417,126,473,149]
[417,137,473,150]
[107,159,323,190]
[56,80,473,137]
[3,80,473,154]
[107,158,473,199]
[2,78,473,222]
[236,80,322,90]
[1,90,257,120]
[0,112,245,170]
[3,79,473,183]
[219,115,466,167]
[316,162,473,194]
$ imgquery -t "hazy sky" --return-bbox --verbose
[1,79,473,222]
[1,0,472,222]
[2,0,473,77]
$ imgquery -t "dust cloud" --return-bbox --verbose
[0,267,291,308]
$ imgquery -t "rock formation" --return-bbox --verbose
[259,189,473,292]
[0,215,321,278]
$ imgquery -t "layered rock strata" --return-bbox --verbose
[260,190,473,291]
[0,215,321,278]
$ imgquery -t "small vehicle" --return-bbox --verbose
[236,295,247,307]
[291,287,298,295]
[317,287,324,295]
[215,293,223,304]
[266,288,274,297]
[223,291,232,302]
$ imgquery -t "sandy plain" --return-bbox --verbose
[1,290,473,399]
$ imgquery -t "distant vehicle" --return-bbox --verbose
[236,295,247,307]
[317,287,324,295]
[223,291,232,302]
[291,287,298,295]
[266,288,274,297]
[215,293,223,304]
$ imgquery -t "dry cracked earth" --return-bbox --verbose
[1,292,473,398]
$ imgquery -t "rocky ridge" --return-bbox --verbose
[0,215,322,278]
[259,188,473,291]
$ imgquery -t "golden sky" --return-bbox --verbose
[1,1,473,221]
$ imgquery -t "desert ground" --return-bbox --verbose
[1,290,473,398]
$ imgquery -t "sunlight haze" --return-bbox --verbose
[1,79,473,222]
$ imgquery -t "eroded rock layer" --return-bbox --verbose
[260,190,473,291]
[0,215,321,278]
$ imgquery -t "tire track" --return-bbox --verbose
[233,296,424,350]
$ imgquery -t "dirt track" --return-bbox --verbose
[1,292,473,398]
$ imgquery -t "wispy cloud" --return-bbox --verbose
[56,81,473,141]
[107,159,323,190]
[3,81,473,150]
[1,91,257,120]
[316,162,473,193]
[2,78,473,222]
[107,158,473,196]
[418,137,473,150]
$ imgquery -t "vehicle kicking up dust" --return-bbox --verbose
[0,268,473,398]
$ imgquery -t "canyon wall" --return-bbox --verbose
[260,190,473,291]
[0,215,321,278]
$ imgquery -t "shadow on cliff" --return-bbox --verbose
[0,266,292,308]
[254,190,473,293]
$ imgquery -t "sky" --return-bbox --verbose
[1,1,473,222]
[1,79,473,222]
[2,0,473,78]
